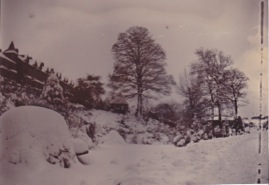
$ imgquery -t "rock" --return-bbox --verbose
[192,134,200,143]
[202,133,208,140]
[133,132,154,145]
[173,134,184,145]
[100,130,125,145]
[185,135,191,144]
[176,138,186,147]
[157,134,170,144]
[77,153,91,165]
[71,138,89,156]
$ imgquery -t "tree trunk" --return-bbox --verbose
[136,88,143,118]
[139,94,143,117]
[234,99,238,117]
[137,93,141,117]
[211,105,214,120]
[217,101,222,128]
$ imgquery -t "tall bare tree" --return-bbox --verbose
[191,48,233,121]
[109,26,173,117]
[178,69,209,124]
[223,68,248,117]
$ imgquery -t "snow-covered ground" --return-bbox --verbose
[0,107,268,185]
[72,129,268,185]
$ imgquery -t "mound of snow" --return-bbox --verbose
[153,133,170,144]
[173,133,191,147]
[70,127,95,149]
[100,130,125,145]
[134,132,154,144]
[77,153,92,165]
[71,138,89,155]
[0,106,76,169]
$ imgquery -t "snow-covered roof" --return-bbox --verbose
[0,66,17,74]
[3,41,18,54]
[33,78,44,84]
[211,115,234,121]
[4,50,18,55]
[9,69,17,74]
[0,66,8,70]
[110,98,128,104]
[0,53,16,64]
[18,55,28,61]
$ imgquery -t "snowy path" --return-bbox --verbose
[1,130,268,185]
[75,130,268,185]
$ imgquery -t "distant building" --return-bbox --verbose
[211,115,234,121]
[0,42,74,98]
[109,97,129,114]
[206,114,235,129]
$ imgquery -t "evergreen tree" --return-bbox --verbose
[74,75,105,109]
[40,74,64,105]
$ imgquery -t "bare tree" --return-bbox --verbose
[191,48,233,122]
[109,26,173,117]
[223,68,248,117]
[178,69,209,124]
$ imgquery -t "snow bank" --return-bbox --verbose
[0,106,76,169]
[100,130,125,145]
[89,110,173,145]
[0,110,266,185]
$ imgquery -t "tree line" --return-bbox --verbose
[178,49,248,126]
[69,26,248,126]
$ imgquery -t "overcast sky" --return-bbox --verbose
[0,0,268,117]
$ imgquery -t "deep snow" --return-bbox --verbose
[0,106,77,185]
[0,107,268,185]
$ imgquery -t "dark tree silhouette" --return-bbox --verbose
[178,69,209,123]
[191,48,233,122]
[223,68,248,117]
[109,26,173,117]
[39,62,44,70]
[74,75,105,109]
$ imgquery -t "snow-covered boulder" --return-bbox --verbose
[201,133,208,140]
[214,126,222,138]
[192,133,200,143]
[100,130,125,145]
[71,138,89,156]
[173,134,184,144]
[198,129,204,136]
[0,106,76,169]
[173,133,191,147]
[176,138,186,147]
[134,132,154,145]
[143,134,154,145]
[70,127,95,149]
[154,133,170,144]
[77,153,92,165]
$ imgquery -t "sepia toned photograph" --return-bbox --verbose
[0,0,268,184]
